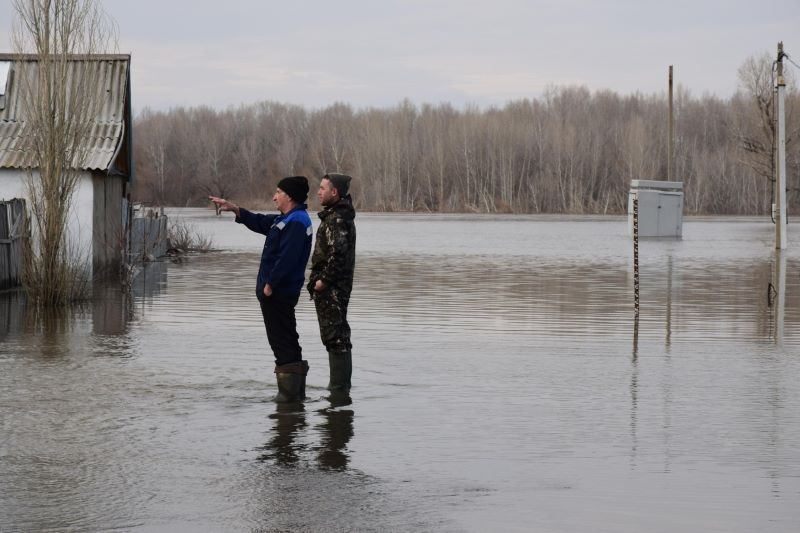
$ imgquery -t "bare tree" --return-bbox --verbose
[130,58,800,217]
[734,53,780,183]
[733,52,800,214]
[137,107,172,204]
[273,106,308,178]
[12,0,117,305]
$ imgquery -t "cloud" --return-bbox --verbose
[6,0,793,109]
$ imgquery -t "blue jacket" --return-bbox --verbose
[236,205,312,297]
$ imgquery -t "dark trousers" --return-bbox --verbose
[258,291,302,365]
[313,286,351,353]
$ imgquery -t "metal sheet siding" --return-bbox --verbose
[0,55,129,172]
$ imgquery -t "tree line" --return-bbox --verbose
[132,55,800,215]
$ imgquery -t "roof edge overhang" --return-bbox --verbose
[0,53,132,175]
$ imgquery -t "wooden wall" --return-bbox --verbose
[0,199,25,290]
[92,173,126,276]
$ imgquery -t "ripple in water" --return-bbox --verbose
[1,213,799,532]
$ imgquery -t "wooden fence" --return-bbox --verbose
[131,213,169,262]
[1,200,169,290]
[0,199,26,291]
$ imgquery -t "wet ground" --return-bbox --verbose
[1,211,799,531]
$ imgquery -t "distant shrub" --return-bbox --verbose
[168,218,213,254]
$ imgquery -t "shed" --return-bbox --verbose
[0,53,133,276]
[628,180,683,238]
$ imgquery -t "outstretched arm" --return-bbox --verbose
[209,196,240,218]
[212,196,278,236]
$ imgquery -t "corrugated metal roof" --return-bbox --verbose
[0,54,129,172]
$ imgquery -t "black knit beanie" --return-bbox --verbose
[324,173,352,196]
[277,176,309,203]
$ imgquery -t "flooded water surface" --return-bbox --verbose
[1,211,799,532]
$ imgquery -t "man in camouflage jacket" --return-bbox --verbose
[308,173,356,397]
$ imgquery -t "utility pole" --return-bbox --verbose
[668,66,674,182]
[776,42,788,249]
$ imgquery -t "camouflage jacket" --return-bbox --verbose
[308,196,356,295]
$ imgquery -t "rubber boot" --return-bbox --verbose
[327,350,352,402]
[274,360,309,402]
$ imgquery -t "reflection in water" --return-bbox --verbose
[661,346,674,475]
[92,283,133,336]
[316,397,354,471]
[255,397,355,472]
[630,315,639,466]
[257,403,308,466]
[131,260,168,300]
[0,290,84,359]
[665,255,672,349]
[0,288,26,341]
[24,305,80,360]
[1,261,168,341]
[764,251,789,498]
[3,214,800,532]
[91,261,169,338]
[772,250,787,344]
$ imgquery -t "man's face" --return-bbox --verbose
[273,188,292,214]
[317,178,338,207]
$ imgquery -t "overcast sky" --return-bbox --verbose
[2,0,799,111]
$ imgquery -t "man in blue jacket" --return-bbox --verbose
[210,176,313,402]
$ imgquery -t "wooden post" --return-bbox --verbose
[633,195,640,317]
[776,43,788,249]
[668,66,674,182]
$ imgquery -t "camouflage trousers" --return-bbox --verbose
[313,286,351,353]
